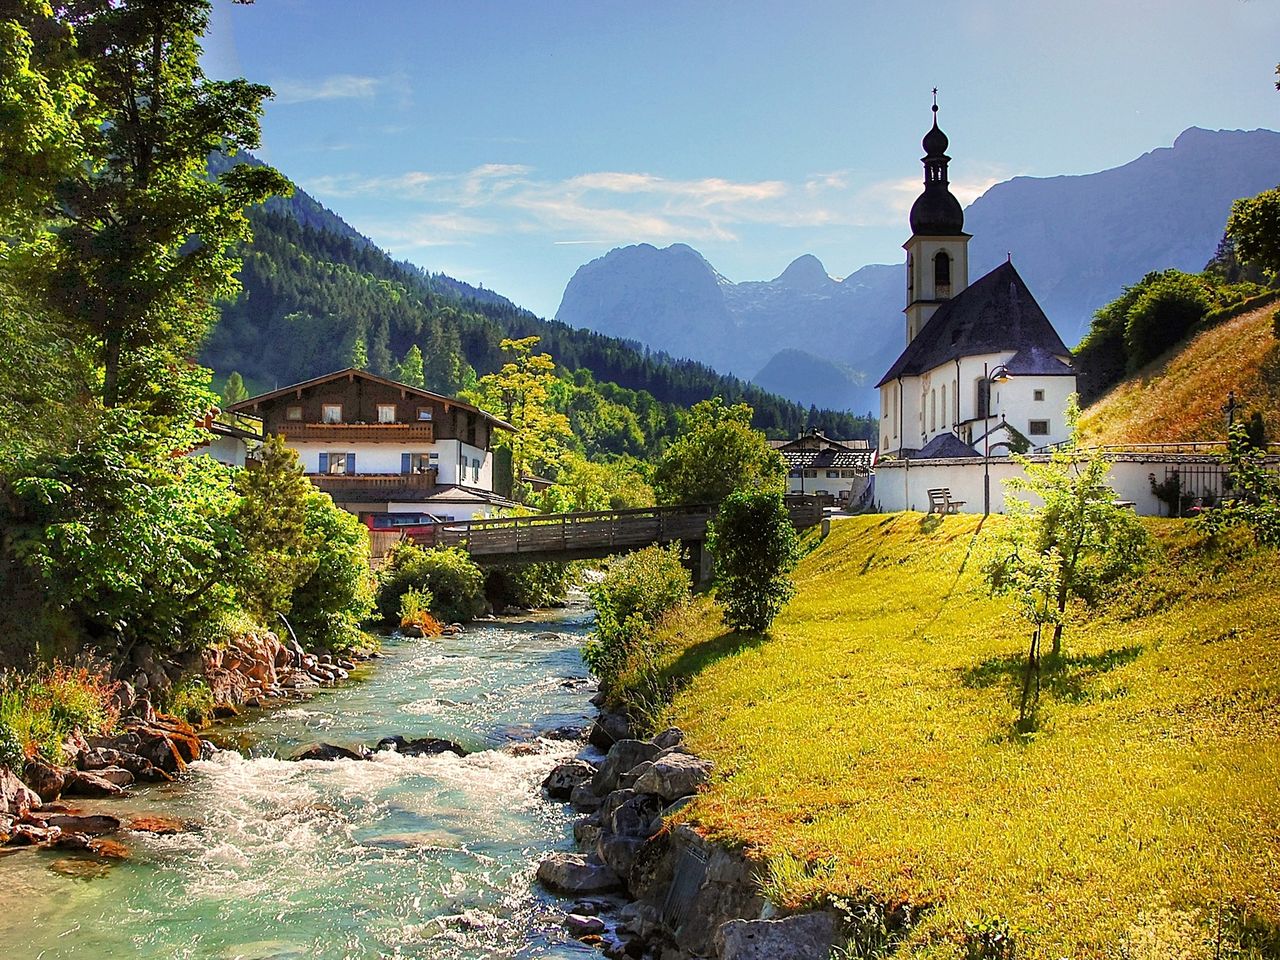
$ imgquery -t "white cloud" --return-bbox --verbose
[273,74,382,105]
[301,160,1015,250]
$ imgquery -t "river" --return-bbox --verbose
[0,602,599,959]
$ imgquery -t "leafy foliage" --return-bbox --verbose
[376,544,486,626]
[1200,423,1280,546]
[485,562,572,611]
[1226,187,1280,278]
[653,398,787,505]
[0,664,120,765]
[583,544,691,694]
[537,452,656,513]
[706,491,801,633]
[287,492,374,654]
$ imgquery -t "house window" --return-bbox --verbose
[1029,420,1050,436]
[416,407,433,422]
[976,378,991,420]
[377,404,397,423]
[930,389,937,432]
[471,457,481,483]
[404,452,434,474]
[319,452,352,475]
[286,405,303,421]
[321,403,343,424]
[1033,389,1045,402]
[941,384,947,426]
[804,470,817,479]
[826,470,839,479]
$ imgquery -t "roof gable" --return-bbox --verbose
[877,262,1072,387]
[229,368,514,430]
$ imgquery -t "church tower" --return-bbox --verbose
[903,96,969,345]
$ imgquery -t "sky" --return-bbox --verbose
[203,0,1280,318]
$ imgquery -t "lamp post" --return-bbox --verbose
[981,363,1014,517]
[983,437,1014,517]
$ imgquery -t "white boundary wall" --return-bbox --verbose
[874,453,1276,516]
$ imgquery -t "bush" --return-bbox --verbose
[0,664,119,764]
[167,677,215,726]
[485,561,572,610]
[287,492,375,654]
[706,491,801,633]
[584,544,691,693]
[1123,271,1212,369]
[398,587,443,637]
[377,544,486,625]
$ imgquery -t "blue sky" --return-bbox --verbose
[204,0,1280,318]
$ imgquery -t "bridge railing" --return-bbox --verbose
[434,504,716,557]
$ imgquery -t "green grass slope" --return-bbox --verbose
[636,514,1280,959]
[1078,302,1280,445]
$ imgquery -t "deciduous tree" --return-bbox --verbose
[706,490,800,633]
[653,398,787,505]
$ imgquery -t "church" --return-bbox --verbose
[876,102,1077,459]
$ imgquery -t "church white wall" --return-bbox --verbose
[874,455,1233,516]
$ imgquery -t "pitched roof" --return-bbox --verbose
[876,261,1072,387]
[910,433,980,459]
[229,368,515,430]
[783,448,876,472]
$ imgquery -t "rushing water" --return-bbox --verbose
[0,603,601,959]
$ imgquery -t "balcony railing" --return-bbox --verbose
[279,421,435,443]
[307,469,438,499]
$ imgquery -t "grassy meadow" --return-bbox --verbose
[1078,302,1280,445]
[628,513,1280,959]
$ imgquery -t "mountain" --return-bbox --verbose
[203,159,876,449]
[751,349,871,414]
[554,127,1280,412]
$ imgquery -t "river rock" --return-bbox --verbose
[62,770,126,798]
[7,822,60,845]
[653,727,684,749]
[290,742,365,762]
[0,767,40,819]
[632,753,713,802]
[570,782,604,813]
[573,815,603,850]
[536,852,624,894]
[127,814,192,835]
[543,759,597,800]
[618,760,654,790]
[23,757,67,803]
[93,766,135,787]
[714,912,837,960]
[78,747,169,782]
[597,833,646,879]
[609,792,665,839]
[564,913,608,938]
[373,735,465,757]
[588,712,632,750]
[28,812,121,835]
[592,740,661,795]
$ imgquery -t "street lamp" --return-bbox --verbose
[981,362,1014,518]
[983,436,1014,517]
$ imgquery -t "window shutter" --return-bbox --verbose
[318,452,329,473]
[401,453,411,474]
[347,453,356,474]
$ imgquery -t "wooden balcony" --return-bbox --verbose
[307,469,438,501]
[279,421,435,443]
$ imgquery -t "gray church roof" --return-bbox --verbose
[876,261,1073,387]
[910,433,980,460]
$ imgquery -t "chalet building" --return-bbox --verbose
[876,103,1077,459]
[230,368,518,521]
[184,410,263,468]
[772,432,876,506]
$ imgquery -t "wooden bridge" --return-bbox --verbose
[380,499,825,566]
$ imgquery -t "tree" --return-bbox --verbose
[287,491,374,654]
[1122,270,1212,369]
[653,398,787,505]
[231,435,318,619]
[397,344,425,387]
[10,0,290,409]
[467,336,572,488]
[984,402,1150,718]
[348,333,369,370]
[706,490,801,633]
[1201,422,1280,546]
[1226,187,1280,278]
[222,371,249,406]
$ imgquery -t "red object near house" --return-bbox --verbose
[361,512,445,546]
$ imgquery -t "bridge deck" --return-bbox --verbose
[433,504,715,563]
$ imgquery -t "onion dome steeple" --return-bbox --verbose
[909,93,965,236]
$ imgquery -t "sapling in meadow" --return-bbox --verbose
[706,490,801,633]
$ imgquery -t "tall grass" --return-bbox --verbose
[0,664,120,766]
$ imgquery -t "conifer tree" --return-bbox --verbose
[223,371,249,406]
[398,344,425,387]
[348,335,369,370]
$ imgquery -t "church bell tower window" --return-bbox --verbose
[934,251,951,297]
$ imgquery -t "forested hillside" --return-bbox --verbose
[204,178,876,449]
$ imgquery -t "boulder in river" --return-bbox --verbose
[28,812,121,836]
[374,735,466,758]
[587,712,632,750]
[591,739,661,795]
[289,742,365,762]
[0,767,41,819]
[23,757,67,803]
[61,770,127,799]
[542,760,597,800]
[632,752,713,802]
[536,852,624,894]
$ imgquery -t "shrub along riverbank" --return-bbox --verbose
[607,514,1280,959]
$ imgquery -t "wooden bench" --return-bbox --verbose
[926,488,966,515]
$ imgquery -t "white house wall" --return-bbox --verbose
[288,439,491,487]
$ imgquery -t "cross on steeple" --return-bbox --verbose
[932,87,938,113]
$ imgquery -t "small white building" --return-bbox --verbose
[876,104,1077,460]
[773,433,876,507]
[231,368,518,522]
